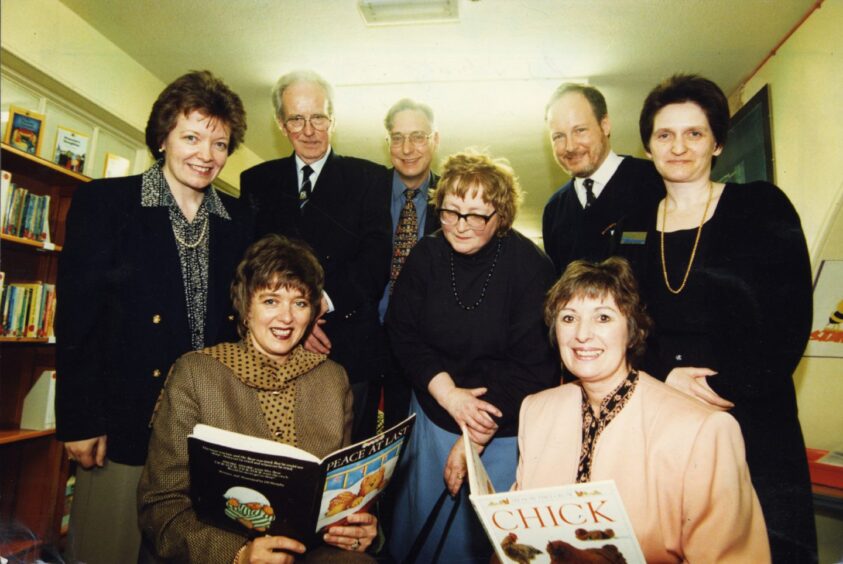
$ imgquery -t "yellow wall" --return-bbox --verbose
[0,0,261,189]
[741,0,843,452]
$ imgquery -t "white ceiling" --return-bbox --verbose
[58,0,818,238]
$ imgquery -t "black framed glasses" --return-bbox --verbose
[387,131,434,147]
[437,208,497,230]
[284,114,332,132]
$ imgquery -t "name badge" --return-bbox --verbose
[621,231,647,245]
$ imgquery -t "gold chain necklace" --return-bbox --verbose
[660,181,713,295]
[173,214,209,249]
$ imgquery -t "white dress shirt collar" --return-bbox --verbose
[295,146,332,193]
[574,150,624,208]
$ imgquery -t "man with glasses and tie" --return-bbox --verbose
[542,83,663,274]
[240,70,391,442]
[375,99,442,432]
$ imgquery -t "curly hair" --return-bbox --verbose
[544,257,651,365]
[432,149,523,234]
[145,70,246,160]
[230,234,324,338]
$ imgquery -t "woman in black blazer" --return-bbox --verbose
[617,74,816,563]
[55,70,253,564]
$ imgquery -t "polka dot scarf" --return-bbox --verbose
[204,339,326,445]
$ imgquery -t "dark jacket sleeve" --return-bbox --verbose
[542,191,562,273]
[385,238,448,391]
[321,160,392,312]
[734,182,812,399]
[55,179,130,441]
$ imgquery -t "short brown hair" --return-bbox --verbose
[145,70,246,160]
[544,257,651,365]
[231,234,324,338]
[432,150,522,234]
[639,74,729,152]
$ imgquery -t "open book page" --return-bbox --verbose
[192,423,319,462]
[463,426,496,496]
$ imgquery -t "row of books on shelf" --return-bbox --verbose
[1,169,52,243]
[0,274,57,338]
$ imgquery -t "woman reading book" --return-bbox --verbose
[138,235,377,563]
[513,258,770,562]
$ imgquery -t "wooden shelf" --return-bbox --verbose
[1,141,74,554]
[0,428,56,445]
[1,233,62,252]
[0,537,44,559]
[1,142,90,185]
[0,336,55,343]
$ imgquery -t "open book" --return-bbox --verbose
[188,414,415,546]
[463,428,645,563]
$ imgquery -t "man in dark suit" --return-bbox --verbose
[542,83,663,274]
[377,98,441,429]
[240,70,391,442]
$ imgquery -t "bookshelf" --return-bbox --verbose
[1,142,88,558]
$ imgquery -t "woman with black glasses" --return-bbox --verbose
[385,150,558,562]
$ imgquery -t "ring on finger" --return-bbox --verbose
[350,539,360,550]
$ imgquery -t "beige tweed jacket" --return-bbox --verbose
[137,341,370,563]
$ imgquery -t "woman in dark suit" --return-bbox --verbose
[616,74,816,562]
[55,70,254,564]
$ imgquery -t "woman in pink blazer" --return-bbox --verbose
[514,257,770,562]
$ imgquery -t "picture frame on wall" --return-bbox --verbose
[103,152,131,178]
[3,105,45,156]
[711,85,774,184]
[53,126,89,173]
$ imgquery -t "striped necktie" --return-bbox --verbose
[299,165,313,207]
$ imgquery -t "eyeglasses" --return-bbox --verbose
[284,114,332,133]
[437,208,498,230]
[387,131,434,147]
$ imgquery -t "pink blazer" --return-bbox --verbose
[515,372,770,563]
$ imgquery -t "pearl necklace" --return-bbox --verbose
[449,237,502,311]
[660,181,713,295]
[173,214,209,249]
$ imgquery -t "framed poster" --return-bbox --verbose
[103,153,131,178]
[53,126,89,173]
[3,105,45,156]
[805,260,843,358]
[711,85,774,184]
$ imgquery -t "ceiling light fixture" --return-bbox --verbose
[358,0,459,26]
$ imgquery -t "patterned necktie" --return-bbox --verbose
[390,188,419,293]
[583,178,596,208]
[299,165,313,207]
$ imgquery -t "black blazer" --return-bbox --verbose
[240,151,392,385]
[55,173,254,465]
[542,156,663,274]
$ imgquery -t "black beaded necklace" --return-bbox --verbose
[449,237,503,311]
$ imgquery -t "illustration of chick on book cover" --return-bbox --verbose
[464,429,645,564]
